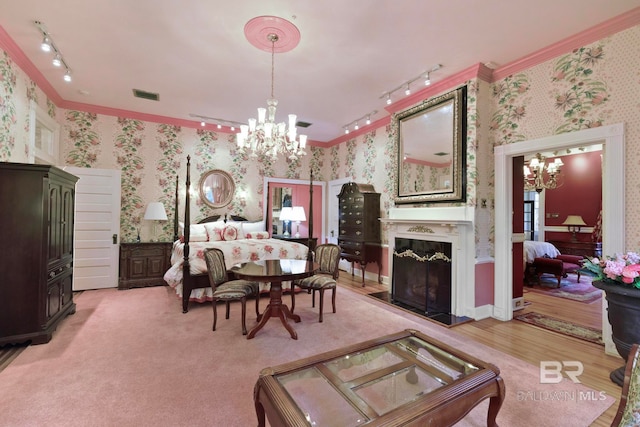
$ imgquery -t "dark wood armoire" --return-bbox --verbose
[337,182,382,285]
[0,163,78,346]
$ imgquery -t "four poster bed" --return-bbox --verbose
[163,156,315,313]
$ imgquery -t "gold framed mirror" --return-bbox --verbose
[394,86,466,204]
[199,169,235,208]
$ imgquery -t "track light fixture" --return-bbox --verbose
[379,64,442,105]
[189,113,244,131]
[34,21,73,83]
[342,110,378,135]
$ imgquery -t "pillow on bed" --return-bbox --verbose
[189,224,209,242]
[222,225,239,241]
[225,221,247,239]
[203,221,225,241]
[245,231,270,239]
[242,220,266,236]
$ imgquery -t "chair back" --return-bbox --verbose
[314,244,341,279]
[612,343,640,426]
[204,248,229,288]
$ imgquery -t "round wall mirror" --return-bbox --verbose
[199,169,235,208]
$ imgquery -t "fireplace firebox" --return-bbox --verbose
[392,238,452,315]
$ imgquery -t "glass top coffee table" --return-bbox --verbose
[254,329,504,426]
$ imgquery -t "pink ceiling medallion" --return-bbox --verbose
[244,16,300,53]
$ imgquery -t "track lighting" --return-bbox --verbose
[40,36,51,52]
[34,21,73,83]
[188,113,244,131]
[342,110,378,135]
[379,64,442,103]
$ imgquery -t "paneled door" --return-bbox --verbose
[65,167,121,290]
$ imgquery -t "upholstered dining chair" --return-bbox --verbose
[204,248,260,335]
[291,243,341,322]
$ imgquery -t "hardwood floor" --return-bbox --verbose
[337,274,622,426]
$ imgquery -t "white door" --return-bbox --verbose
[328,178,351,271]
[65,167,121,290]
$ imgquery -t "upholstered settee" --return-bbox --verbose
[532,254,584,288]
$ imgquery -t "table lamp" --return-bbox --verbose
[144,202,168,241]
[562,214,586,242]
[279,206,293,237]
[290,206,307,238]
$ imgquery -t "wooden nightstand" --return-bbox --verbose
[548,240,602,258]
[272,235,317,252]
[119,242,173,290]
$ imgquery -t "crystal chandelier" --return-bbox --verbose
[237,33,307,160]
[523,152,564,193]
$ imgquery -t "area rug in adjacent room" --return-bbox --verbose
[0,286,614,427]
[525,275,602,304]
[515,311,604,346]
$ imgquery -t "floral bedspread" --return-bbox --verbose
[163,238,309,302]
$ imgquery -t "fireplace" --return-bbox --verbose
[392,238,452,315]
[381,206,476,320]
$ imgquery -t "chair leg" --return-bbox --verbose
[225,301,231,319]
[556,275,561,288]
[576,271,581,283]
[241,297,247,335]
[212,299,218,331]
[318,288,324,323]
[331,287,336,314]
[291,283,296,314]
[255,293,260,320]
[311,289,316,308]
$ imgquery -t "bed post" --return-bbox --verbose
[182,156,192,313]
[307,170,313,262]
[173,174,179,242]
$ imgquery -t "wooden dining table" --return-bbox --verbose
[231,259,318,340]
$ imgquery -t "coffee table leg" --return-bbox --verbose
[487,377,505,427]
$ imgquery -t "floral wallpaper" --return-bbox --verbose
[114,118,146,241]
[0,23,638,254]
[0,51,17,161]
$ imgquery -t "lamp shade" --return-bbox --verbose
[279,206,294,221]
[562,215,586,226]
[290,206,306,222]
[144,202,168,221]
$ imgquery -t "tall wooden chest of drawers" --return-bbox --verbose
[0,163,78,345]
[337,182,382,285]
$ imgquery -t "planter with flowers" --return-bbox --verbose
[583,252,640,386]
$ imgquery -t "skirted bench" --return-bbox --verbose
[532,254,584,288]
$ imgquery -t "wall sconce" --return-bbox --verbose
[144,202,168,241]
[562,215,586,242]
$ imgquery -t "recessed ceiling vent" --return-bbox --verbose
[133,89,160,101]
[296,121,312,128]
[434,152,449,156]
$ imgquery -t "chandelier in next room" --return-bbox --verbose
[523,152,564,193]
[237,17,307,161]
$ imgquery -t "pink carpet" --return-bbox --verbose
[0,286,615,426]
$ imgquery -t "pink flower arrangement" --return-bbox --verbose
[583,252,640,288]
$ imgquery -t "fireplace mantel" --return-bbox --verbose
[381,206,476,318]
